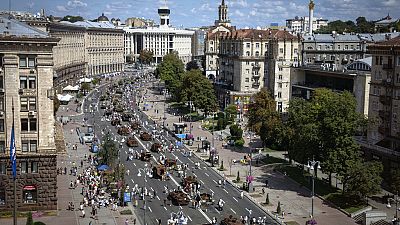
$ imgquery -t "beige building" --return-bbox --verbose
[216,29,298,113]
[49,23,86,91]
[0,16,58,211]
[125,17,155,28]
[205,0,234,79]
[367,36,400,150]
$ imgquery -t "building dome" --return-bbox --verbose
[97,13,109,22]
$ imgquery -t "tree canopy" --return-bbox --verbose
[61,15,84,23]
[98,133,118,167]
[156,52,185,102]
[316,17,375,34]
[186,60,200,71]
[139,49,153,65]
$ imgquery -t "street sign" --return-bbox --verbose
[124,192,131,202]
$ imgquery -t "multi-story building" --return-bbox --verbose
[190,28,207,69]
[49,22,86,92]
[72,16,124,76]
[0,16,58,211]
[125,17,155,28]
[286,16,328,35]
[216,29,299,113]
[204,0,235,79]
[266,34,301,112]
[124,5,194,65]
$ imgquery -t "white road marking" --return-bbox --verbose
[188,216,192,221]
[205,172,210,177]
[209,189,214,193]
[148,207,152,212]
[156,196,160,201]
[164,206,167,211]
[230,208,237,214]
[198,209,212,224]
[224,189,228,194]
[150,187,154,191]
[200,180,205,184]
[179,206,182,209]
[213,180,217,184]
[131,179,135,184]
[188,159,193,163]
[233,197,238,202]
[214,207,221,214]
[133,163,136,167]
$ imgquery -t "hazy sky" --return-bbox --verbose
[5,0,400,28]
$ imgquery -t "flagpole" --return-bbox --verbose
[12,98,17,225]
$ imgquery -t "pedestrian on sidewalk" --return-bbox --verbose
[125,218,129,225]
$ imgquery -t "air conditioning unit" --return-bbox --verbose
[28,111,37,117]
[30,69,35,74]
[0,111,3,116]
[0,88,4,93]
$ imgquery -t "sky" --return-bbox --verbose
[4,0,400,28]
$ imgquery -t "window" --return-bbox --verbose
[0,188,5,205]
[246,69,250,74]
[397,56,400,66]
[19,57,27,68]
[22,141,29,152]
[255,43,260,48]
[397,74,400,83]
[21,118,37,132]
[279,75,283,80]
[28,77,36,89]
[20,97,28,111]
[278,83,282,88]
[294,48,298,54]
[246,51,250,56]
[20,76,27,89]
[21,161,28,174]
[210,61,213,65]
[345,45,349,50]
[28,58,35,67]
[31,162,38,173]
[278,92,282,98]
[210,47,213,52]
[279,48,284,53]
[30,119,37,131]
[255,51,260,57]
[0,162,5,175]
[0,119,3,132]
[21,119,29,131]
[246,43,250,48]
[0,76,3,89]
[0,141,4,154]
[337,45,341,50]
[245,78,249,82]
[246,61,250,65]
[23,186,37,204]
[19,56,35,68]
[279,67,283,71]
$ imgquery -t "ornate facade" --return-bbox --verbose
[0,16,58,211]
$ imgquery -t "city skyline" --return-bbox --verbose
[5,0,400,28]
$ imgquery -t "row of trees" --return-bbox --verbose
[247,88,383,199]
[156,52,217,116]
[317,16,400,34]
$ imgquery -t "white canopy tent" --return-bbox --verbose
[57,94,73,102]
[79,78,93,83]
[63,85,80,92]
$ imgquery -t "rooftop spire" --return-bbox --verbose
[222,0,225,5]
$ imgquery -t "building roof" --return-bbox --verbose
[221,29,296,40]
[0,15,49,38]
[62,20,117,29]
[97,13,109,22]
[123,25,194,35]
[372,35,400,46]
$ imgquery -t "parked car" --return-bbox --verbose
[82,133,94,143]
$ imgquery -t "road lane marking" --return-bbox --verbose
[214,208,221,214]
[133,163,136,167]
[150,187,154,191]
[179,206,182,209]
[200,180,205,184]
[148,207,152,212]
[209,189,214,193]
[188,159,193,163]
[233,197,238,202]
[224,189,228,194]
[230,208,237,214]
[198,209,212,224]
[213,180,217,184]
[187,216,192,221]
[164,206,167,211]
[205,172,209,177]
[156,196,160,201]
[131,179,135,184]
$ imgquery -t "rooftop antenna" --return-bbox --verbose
[8,0,11,19]
[163,0,168,7]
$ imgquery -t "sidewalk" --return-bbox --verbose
[139,82,358,225]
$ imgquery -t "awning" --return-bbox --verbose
[57,94,72,102]
[63,85,80,91]
[79,78,93,83]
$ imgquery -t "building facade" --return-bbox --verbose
[0,17,58,211]
[286,16,328,34]
[49,23,86,92]
[204,0,235,79]
[124,6,194,64]
[216,29,298,113]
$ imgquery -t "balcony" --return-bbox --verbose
[378,110,390,120]
[382,64,394,70]
[379,96,391,105]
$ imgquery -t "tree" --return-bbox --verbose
[265,193,270,204]
[156,52,185,102]
[61,15,84,23]
[276,201,281,214]
[229,124,243,141]
[345,160,383,199]
[26,211,33,225]
[98,133,118,167]
[236,171,240,182]
[181,69,217,116]
[224,104,237,122]
[139,49,153,65]
[80,82,91,95]
[186,60,200,71]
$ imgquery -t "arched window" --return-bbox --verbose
[246,51,250,56]
[255,51,260,57]
[210,47,213,52]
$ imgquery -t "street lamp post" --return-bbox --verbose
[211,112,215,167]
[137,165,149,225]
[163,89,168,128]
[307,159,320,219]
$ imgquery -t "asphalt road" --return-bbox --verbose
[81,74,281,225]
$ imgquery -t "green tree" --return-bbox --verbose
[26,212,33,225]
[224,104,237,122]
[186,60,200,71]
[139,49,153,65]
[229,124,243,141]
[156,52,185,102]
[276,201,281,214]
[181,69,217,116]
[98,133,118,167]
[80,82,91,95]
[265,193,270,204]
[345,160,383,199]
[236,171,240,182]
[61,15,84,23]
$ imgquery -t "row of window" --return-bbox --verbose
[0,119,38,133]
[0,140,37,153]
[0,161,38,174]
[0,97,36,112]
[375,56,400,66]
[0,187,38,205]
